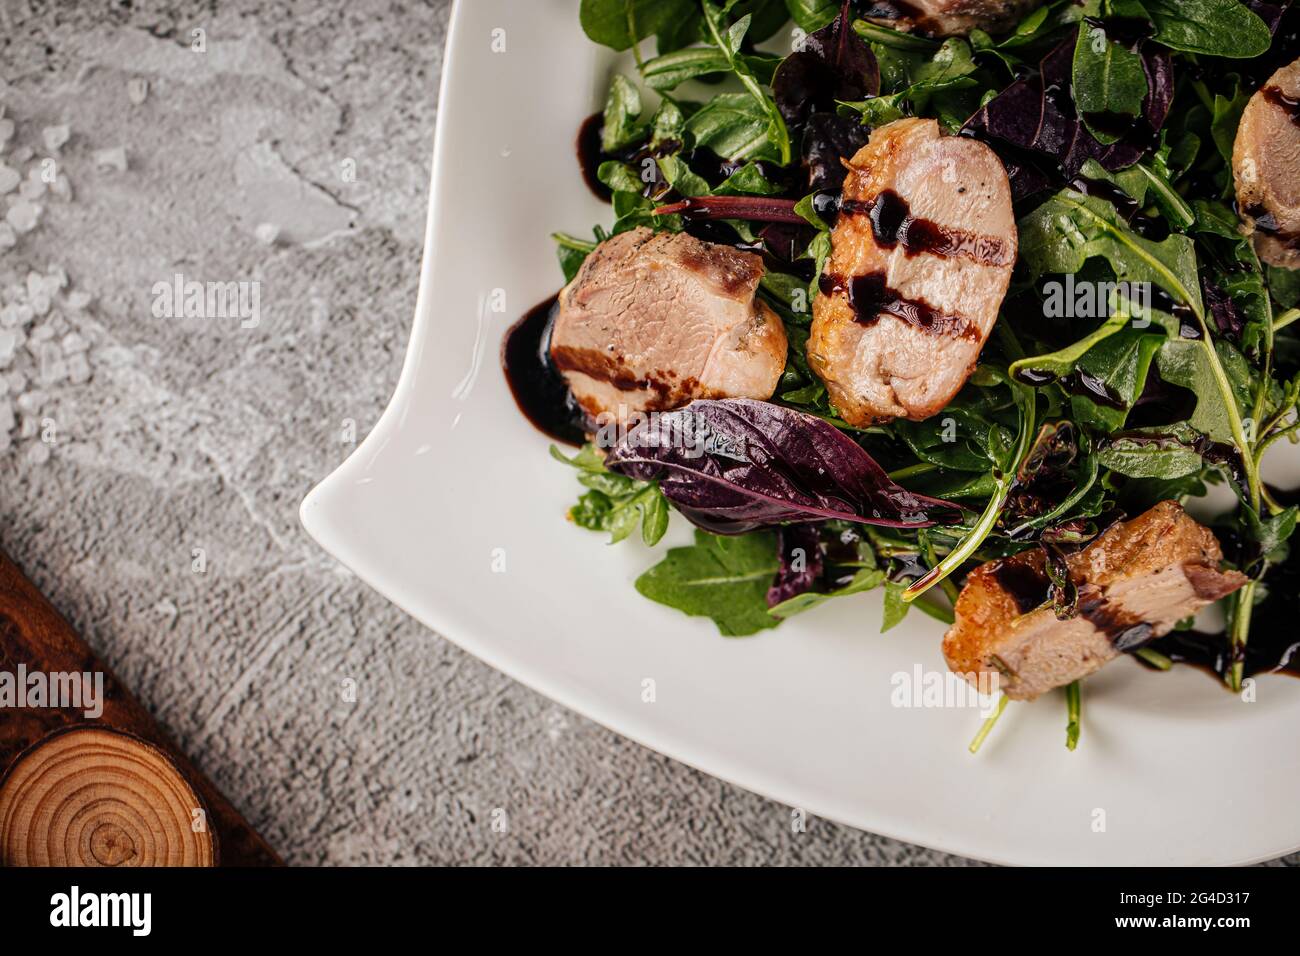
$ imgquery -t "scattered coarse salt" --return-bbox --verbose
[16,389,44,414]
[93,146,128,172]
[61,332,87,354]
[65,290,91,311]
[42,125,70,152]
[127,78,150,105]
[5,200,40,233]
[0,329,16,366]
[19,176,45,201]
[0,165,18,194]
[67,353,90,384]
[254,222,280,245]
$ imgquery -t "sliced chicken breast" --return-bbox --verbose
[808,118,1015,426]
[1234,58,1300,269]
[862,0,1043,37]
[551,227,787,421]
[943,501,1248,701]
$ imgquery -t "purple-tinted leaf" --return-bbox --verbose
[604,399,964,535]
[1244,0,1293,33]
[964,31,1173,200]
[804,112,870,192]
[767,523,825,608]
[773,2,879,127]
[1203,278,1246,340]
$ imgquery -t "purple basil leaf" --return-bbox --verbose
[604,399,964,535]
[1203,278,1246,339]
[773,3,879,128]
[964,32,1173,197]
[804,112,871,192]
[1244,0,1293,33]
[767,523,825,608]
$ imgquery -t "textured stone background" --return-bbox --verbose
[0,0,1294,866]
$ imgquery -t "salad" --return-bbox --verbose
[502,0,1300,750]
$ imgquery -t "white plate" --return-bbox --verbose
[301,0,1300,865]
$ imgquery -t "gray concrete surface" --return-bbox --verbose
[0,0,1293,867]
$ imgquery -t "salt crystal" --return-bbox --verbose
[65,291,91,311]
[13,304,33,326]
[42,125,70,152]
[0,119,13,145]
[61,332,87,354]
[94,147,128,172]
[28,323,52,343]
[46,267,68,290]
[16,390,44,414]
[127,78,150,105]
[30,294,50,317]
[0,165,18,194]
[25,272,42,299]
[19,177,45,201]
[7,370,27,393]
[18,415,37,440]
[0,329,15,366]
[0,431,10,453]
[67,353,91,384]
[255,222,281,245]
[5,201,39,233]
[26,442,50,465]
[10,146,31,165]
[0,223,14,251]
[0,307,15,327]
[0,401,13,432]
[49,174,71,200]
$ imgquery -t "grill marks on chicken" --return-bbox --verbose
[1233,59,1300,269]
[808,119,1016,426]
[551,228,788,420]
[942,502,1248,701]
[863,0,1045,38]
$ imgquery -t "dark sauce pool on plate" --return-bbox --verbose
[502,295,586,446]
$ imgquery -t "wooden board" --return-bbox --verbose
[0,550,280,866]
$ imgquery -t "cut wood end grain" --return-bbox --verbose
[0,726,217,867]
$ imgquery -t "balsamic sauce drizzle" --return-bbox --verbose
[501,295,587,446]
[839,189,1014,266]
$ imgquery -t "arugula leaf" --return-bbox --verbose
[1144,0,1272,57]
[1071,328,1165,432]
[580,0,698,51]
[1019,188,1205,316]
[1097,424,1206,478]
[552,232,598,283]
[602,74,647,153]
[685,92,785,162]
[635,529,781,635]
[769,566,888,618]
[1156,338,1253,443]
[552,444,670,546]
[786,0,839,32]
[1072,19,1148,144]
[641,47,781,90]
[701,2,793,164]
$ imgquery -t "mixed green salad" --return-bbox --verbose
[532,0,1300,748]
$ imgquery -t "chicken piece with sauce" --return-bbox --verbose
[808,118,1016,426]
[1233,58,1300,270]
[943,501,1248,701]
[550,227,787,421]
[863,0,1044,38]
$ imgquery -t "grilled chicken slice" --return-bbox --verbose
[864,0,1044,37]
[943,501,1248,701]
[551,227,787,421]
[1233,59,1300,269]
[808,118,1015,426]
